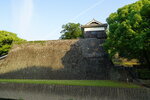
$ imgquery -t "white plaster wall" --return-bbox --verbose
[84,27,105,31]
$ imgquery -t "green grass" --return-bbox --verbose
[0,79,141,88]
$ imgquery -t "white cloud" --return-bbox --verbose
[11,0,34,37]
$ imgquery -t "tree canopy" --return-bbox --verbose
[0,30,25,56]
[104,0,150,65]
[60,23,83,39]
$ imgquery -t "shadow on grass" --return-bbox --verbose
[0,98,21,100]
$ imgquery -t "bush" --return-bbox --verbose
[0,30,25,56]
[136,69,150,79]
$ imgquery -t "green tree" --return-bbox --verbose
[60,23,83,39]
[0,30,25,56]
[104,0,150,66]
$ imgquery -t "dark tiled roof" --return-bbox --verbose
[81,19,107,28]
[86,19,102,25]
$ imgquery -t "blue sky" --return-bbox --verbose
[0,0,138,41]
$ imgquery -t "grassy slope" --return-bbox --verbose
[0,79,141,88]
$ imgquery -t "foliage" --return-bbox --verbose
[136,69,150,79]
[0,30,25,56]
[104,0,150,66]
[0,79,141,88]
[113,56,139,67]
[60,23,83,39]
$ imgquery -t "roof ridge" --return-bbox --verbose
[86,19,102,25]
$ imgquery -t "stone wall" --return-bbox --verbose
[0,39,121,80]
[0,83,149,100]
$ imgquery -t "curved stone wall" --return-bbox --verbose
[0,39,116,79]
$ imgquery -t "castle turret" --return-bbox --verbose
[81,19,107,39]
